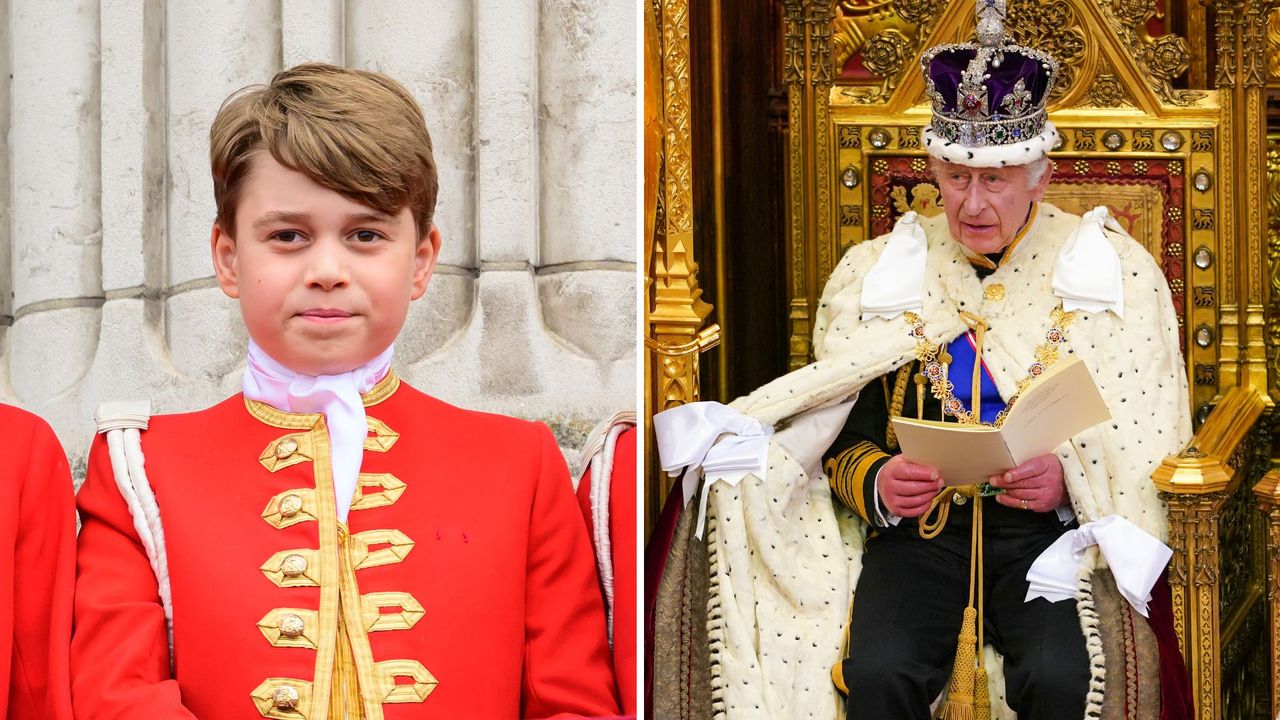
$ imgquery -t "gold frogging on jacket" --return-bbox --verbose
[245,371,437,719]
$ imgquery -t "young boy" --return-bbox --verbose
[71,64,621,719]
[0,404,74,720]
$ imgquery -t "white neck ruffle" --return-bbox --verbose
[242,341,395,521]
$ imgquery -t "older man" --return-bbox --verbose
[820,7,1189,719]
[656,3,1191,719]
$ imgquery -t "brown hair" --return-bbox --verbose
[210,63,438,235]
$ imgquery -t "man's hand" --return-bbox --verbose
[990,453,1067,512]
[877,455,944,518]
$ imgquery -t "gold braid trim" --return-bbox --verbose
[824,440,890,523]
[885,362,913,450]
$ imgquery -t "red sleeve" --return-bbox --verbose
[7,412,74,720]
[522,425,620,719]
[70,433,196,719]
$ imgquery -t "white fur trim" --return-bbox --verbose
[705,204,1189,718]
[924,121,1059,168]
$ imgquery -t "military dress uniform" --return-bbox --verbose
[0,404,74,720]
[823,240,1093,719]
[71,373,620,719]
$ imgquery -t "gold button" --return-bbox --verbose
[984,284,1005,301]
[272,685,299,710]
[951,493,968,505]
[275,438,299,459]
[281,553,308,578]
[279,613,305,638]
[279,494,303,517]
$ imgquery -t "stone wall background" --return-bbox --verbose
[0,0,637,479]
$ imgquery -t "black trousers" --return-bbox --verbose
[840,499,1090,720]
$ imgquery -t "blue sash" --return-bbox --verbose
[946,331,1007,424]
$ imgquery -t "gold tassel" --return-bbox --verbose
[937,606,978,720]
[974,666,991,720]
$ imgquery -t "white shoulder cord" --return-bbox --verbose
[577,411,636,647]
[95,401,173,665]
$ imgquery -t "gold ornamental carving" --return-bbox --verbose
[1099,0,1205,106]
[645,0,720,533]
[1268,135,1280,400]
[1004,0,1085,104]
[830,0,949,104]
[1268,7,1280,81]
[1086,61,1134,107]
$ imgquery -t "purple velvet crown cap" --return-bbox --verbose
[925,46,1052,120]
[918,0,1060,165]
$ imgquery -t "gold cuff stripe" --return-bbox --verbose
[257,608,320,649]
[826,441,889,522]
[349,473,406,512]
[261,489,319,529]
[375,659,438,704]
[250,678,313,719]
[361,591,425,632]
[349,529,415,570]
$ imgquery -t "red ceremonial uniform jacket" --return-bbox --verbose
[72,374,620,719]
[0,404,74,720]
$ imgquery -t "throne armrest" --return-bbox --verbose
[1151,385,1269,717]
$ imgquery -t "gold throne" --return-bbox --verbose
[647,0,1280,717]
[781,1,1280,717]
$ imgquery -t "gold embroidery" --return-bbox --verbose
[247,375,418,719]
[335,524,385,718]
[374,660,438,704]
[262,489,320,529]
[244,400,323,430]
[260,433,315,472]
[983,284,1005,301]
[331,605,364,720]
[349,529,415,570]
[363,418,400,453]
[261,549,321,588]
[360,592,425,632]
[998,203,1039,265]
[361,371,400,407]
[258,608,320,649]
[349,474,406,511]
[251,678,313,719]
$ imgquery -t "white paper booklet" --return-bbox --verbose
[889,356,1111,486]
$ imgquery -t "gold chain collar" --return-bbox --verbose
[903,304,1075,427]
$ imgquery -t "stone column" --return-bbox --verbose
[9,0,103,407]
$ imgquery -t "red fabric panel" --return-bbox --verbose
[0,405,74,720]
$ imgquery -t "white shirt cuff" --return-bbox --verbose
[872,465,902,527]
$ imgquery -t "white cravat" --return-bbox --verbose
[242,341,395,521]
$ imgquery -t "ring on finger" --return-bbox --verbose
[1020,498,1028,510]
